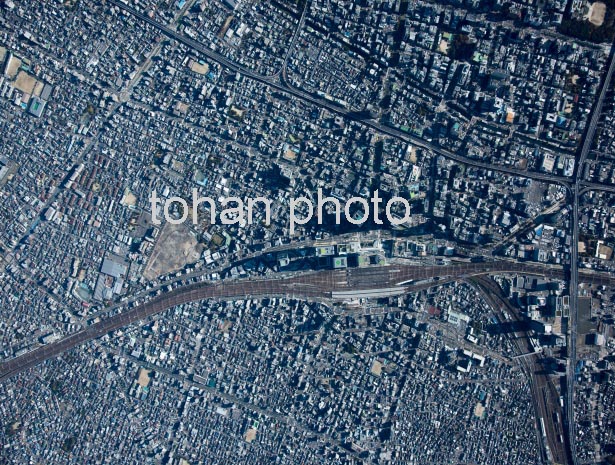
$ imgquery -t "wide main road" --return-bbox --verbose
[566,25,615,465]
[106,0,570,187]
[2,260,615,384]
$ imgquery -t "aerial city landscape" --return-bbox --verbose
[1,0,615,463]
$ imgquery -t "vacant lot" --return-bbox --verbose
[143,222,202,280]
[587,2,607,26]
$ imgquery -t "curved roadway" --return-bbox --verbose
[107,0,570,187]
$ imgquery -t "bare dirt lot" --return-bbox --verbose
[586,2,607,26]
[143,222,203,280]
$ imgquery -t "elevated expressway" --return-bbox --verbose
[102,3,615,462]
